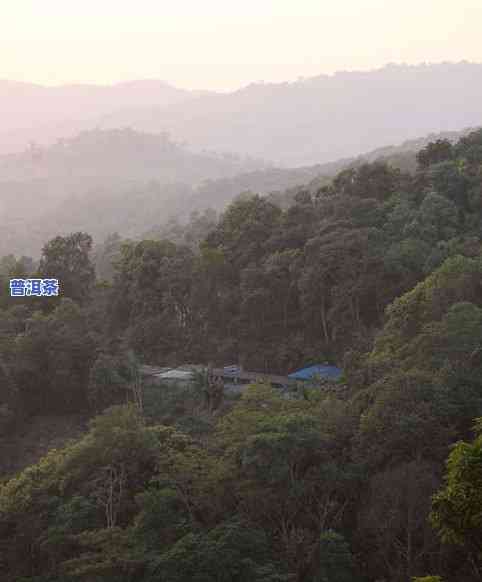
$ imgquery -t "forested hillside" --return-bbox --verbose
[0,126,475,259]
[1,131,482,581]
[0,129,268,257]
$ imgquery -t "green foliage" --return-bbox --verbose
[330,162,401,201]
[357,372,454,466]
[416,139,453,168]
[0,405,159,580]
[149,521,288,582]
[215,384,360,577]
[5,130,482,582]
[0,254,35,310]
[58,526,144,581]
[39,232,95,305]
[111,238,196,362]
[49,495,98,536]
[431,420,482,558]
[88,353,128,411]
[13,298,96,414]
[357,460,440,580]
[371,254,482,368]
[96,131,482,372]
[133,487,188,550]
[93,232,124,283]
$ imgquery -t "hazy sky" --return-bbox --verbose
[2,0,482,90]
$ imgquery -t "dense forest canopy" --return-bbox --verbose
[1,130,482,581]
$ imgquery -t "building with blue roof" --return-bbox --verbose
[288,364,342,381]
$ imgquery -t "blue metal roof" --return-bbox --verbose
[288,364,342,381]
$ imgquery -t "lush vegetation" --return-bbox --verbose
[1,131,482,580]
[1,126,473,260]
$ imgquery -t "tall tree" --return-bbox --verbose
[431,419,482,579]
[39,232,95,305]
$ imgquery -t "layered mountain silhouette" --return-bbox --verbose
[0,80,208,156]
[2,62,482,165]
[2,62,482,258]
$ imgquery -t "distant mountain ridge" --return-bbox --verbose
[0,128,267,185]
[0,79,209,155]
[2,63,482,165]
[97,62,482,165]
[0,78,204,130]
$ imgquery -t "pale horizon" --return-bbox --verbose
[2,60,481,94]
[2,0,482,91]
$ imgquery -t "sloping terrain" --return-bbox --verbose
[0,125,477,258]
[0,414,88,479]
[98,62,482,165]
[2,63,482,166]
[0,79,208,155]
